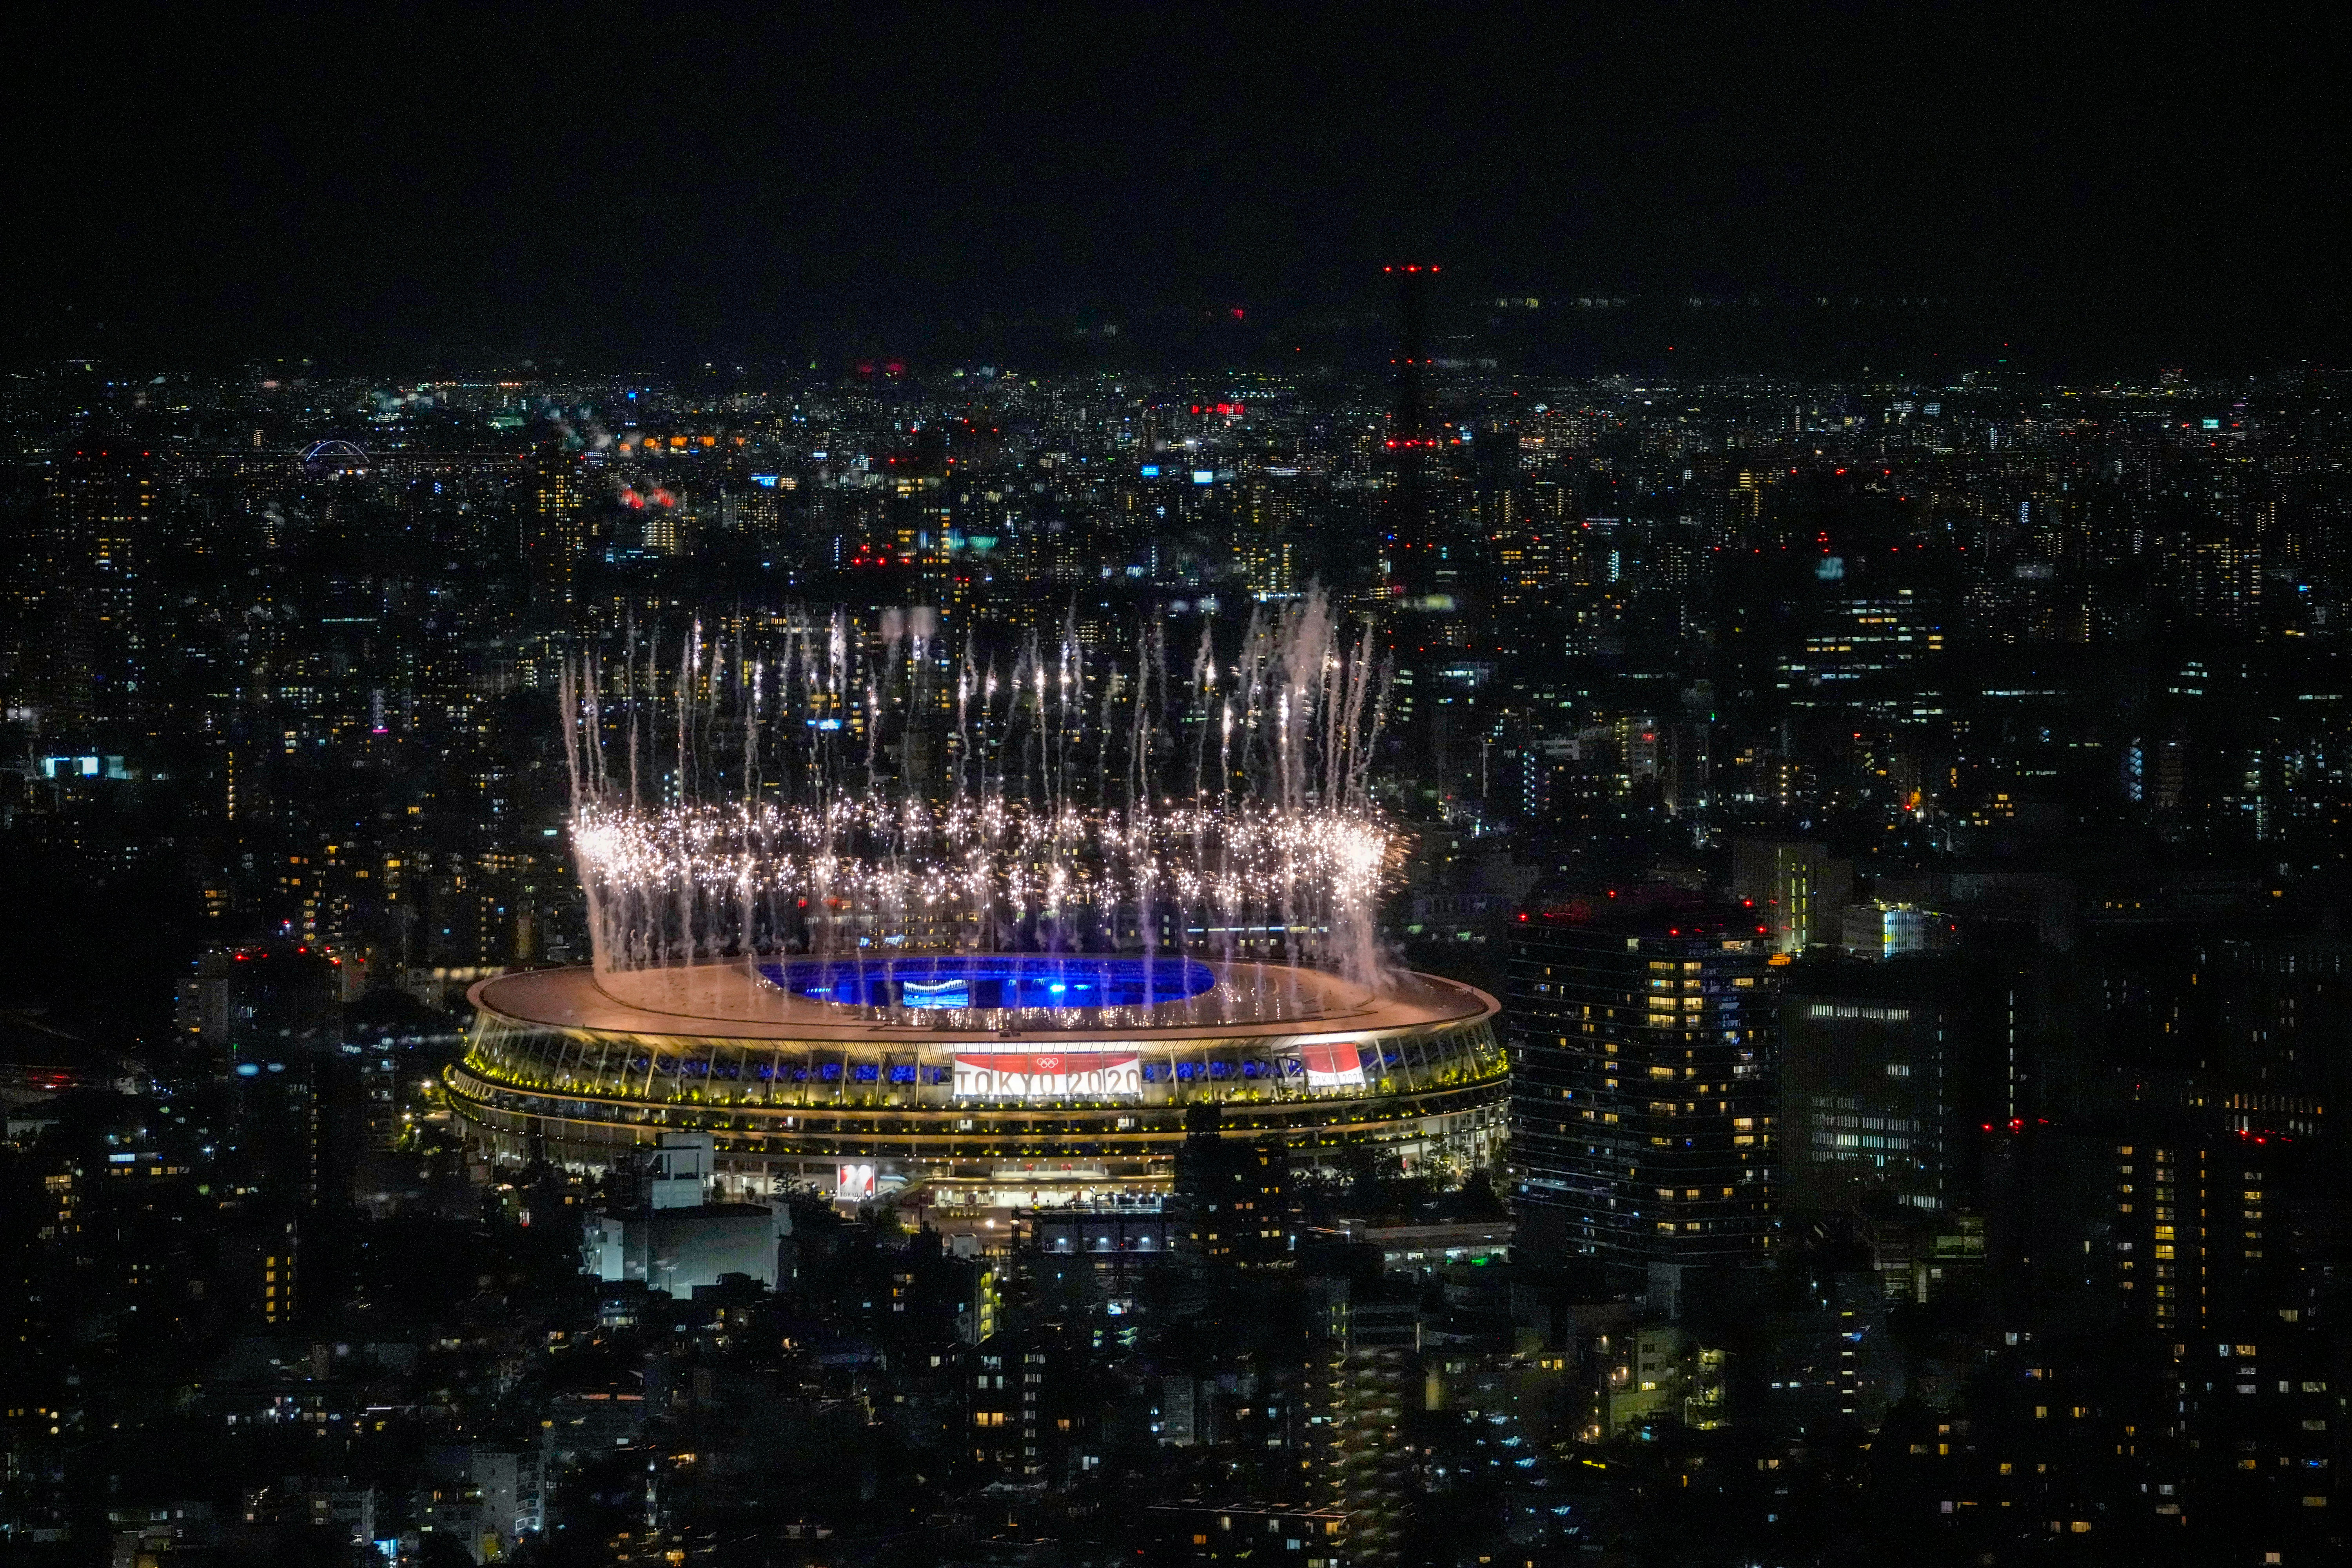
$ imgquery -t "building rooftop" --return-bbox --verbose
[1519,901,1771,941]
[470,959,1495,1047]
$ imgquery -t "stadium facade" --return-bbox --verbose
[448,955,1503,1207]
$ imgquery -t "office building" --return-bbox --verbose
[1779,962,1956,1214]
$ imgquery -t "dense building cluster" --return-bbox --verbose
[3,351,2350,1564]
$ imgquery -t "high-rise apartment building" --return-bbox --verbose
[1172,1104,1298,1271]
[528,443,588,610]
[1320,1294,1419,1565]
[36,438,156,730]
[1508,901,1779,1278]
[2184,539,2262,624]
[2106,1127,2316,1339]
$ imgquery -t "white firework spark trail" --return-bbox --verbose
[559,589,1399,987]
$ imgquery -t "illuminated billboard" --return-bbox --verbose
[1298,1041,1367,1089]
[953,1048,1142,1100]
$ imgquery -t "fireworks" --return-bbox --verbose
[570,794,1394,975]
[559,591,1399,986]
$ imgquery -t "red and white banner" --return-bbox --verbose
[836,1161,876,1199]
[1297,1041,1367,1088]
[953,1050,1141,1100]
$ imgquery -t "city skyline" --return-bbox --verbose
[6,11,2352,1565]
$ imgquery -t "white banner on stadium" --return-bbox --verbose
[953,1050,1142,1100]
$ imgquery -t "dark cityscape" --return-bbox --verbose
[4,9,2350,1567]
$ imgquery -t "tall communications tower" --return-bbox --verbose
[1382,263,1439,598]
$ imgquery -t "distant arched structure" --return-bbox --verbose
[299,439,372,477]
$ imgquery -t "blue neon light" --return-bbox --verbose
[759,955,1217,1011]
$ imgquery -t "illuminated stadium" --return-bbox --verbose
[449,954,1503,1206]
[443,597,1506,1205]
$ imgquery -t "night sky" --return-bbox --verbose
[13,5,2348,374]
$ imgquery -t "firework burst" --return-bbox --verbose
[559,590,1400,986]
